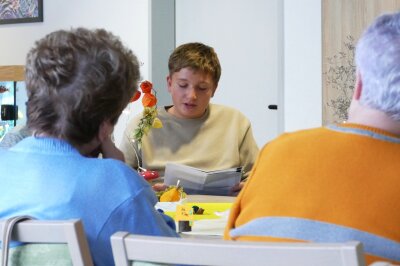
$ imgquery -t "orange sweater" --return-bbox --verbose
[224,123,400,264]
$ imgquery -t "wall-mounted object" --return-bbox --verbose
[1,104,18,121]
[0,0,43,25]
[0,65,26,141]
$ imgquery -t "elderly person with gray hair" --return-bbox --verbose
[225,12,400,265]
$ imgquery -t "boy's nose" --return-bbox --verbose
[187,87,197,99]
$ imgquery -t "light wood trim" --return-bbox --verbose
[0,65,25,81]
[322,0,400,125]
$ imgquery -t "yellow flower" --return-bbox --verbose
[152,117,163,128]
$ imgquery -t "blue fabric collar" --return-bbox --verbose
[230,216,400,261]
[327,124,400,144]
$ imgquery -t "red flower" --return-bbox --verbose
[140,80,153,93]
[142,93,157,107]
[130,90,141,102]
[131,80,162,147]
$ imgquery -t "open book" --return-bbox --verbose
[164,163,242,196]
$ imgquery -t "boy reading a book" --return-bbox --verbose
[119,42,259,194]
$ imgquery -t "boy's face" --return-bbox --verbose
[167,67,217,119]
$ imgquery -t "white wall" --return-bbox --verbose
[0,0,149,68]
[284,0,322,132]
[0,0,150,144]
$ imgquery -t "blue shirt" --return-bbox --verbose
[0,136,178,265]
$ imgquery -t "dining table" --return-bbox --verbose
[155,194,236,239]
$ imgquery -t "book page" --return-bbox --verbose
[164,163,242,196]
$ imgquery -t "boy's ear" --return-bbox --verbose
[167,75,172,93]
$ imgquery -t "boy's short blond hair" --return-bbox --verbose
[168,42,221,85]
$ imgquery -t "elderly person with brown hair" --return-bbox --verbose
[0,28,178,266]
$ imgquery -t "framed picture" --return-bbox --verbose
[0,0,43,25]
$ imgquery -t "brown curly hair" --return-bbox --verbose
[25,28,140,147]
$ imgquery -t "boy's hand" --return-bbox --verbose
[230,181,245,195]
[152,183,168,191]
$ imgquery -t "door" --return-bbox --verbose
[175,0,283,147]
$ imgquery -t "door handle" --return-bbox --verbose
[268,104,278,110]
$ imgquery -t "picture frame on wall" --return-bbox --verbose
[0,0,43,25]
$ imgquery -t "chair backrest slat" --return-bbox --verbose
[111,232,366,266]
[0,219,93,266]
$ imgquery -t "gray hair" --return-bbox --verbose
[355,12,400,121]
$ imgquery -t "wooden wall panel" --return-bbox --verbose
[0,65,25,81]
[322,0,400,125]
